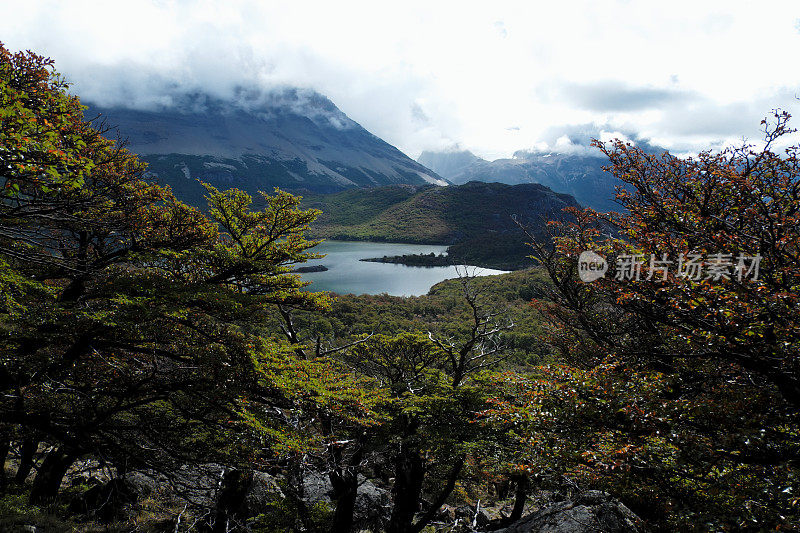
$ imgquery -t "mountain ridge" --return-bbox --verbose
[418,148,621,211]
[87,87,448,205]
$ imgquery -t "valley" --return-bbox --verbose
[3,29,799,533]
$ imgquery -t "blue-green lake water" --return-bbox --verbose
[299,241,507,296]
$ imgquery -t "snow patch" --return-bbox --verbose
[203,161,238,171]
[176,162,191,180]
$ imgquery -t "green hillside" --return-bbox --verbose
[302,181,579,269]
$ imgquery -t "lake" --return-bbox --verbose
[298,240,508,296]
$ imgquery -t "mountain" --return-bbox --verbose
[88,87,448,206]
[417,149,482,178]
[302,181,580,270]
[418,149,620,211]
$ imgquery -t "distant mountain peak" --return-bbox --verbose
[510,148,605,161]
[102,86,362,135]
[417,149,484,179]
[418,148,620,211]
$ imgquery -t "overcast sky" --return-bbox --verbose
[2,0,800,160]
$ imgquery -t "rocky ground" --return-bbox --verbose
[2,450,643,532]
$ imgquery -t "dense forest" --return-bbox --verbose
[2,43,800,533]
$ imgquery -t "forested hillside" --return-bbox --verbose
[302,181,580,269]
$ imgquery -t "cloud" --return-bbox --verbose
[520,123,667,157]
[1,0,799,160]
[410,103,430,125]
[655,94,798,137]
[561,81,695,112]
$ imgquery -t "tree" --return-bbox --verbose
[315,273,514,533]
[260,268,516,532]
[514,112,800,529]
[0,43,370,524]
[343,333,474,533]
[526,112,800,405]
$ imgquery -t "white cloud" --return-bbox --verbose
[2,0,799,159]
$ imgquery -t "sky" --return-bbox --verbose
[2,0,800,161]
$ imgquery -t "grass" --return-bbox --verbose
[0,488,78,533]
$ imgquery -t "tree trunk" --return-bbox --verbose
[508,475,529,522]
[409,455,465,533]
[283,457,314,532]
[329,467,359,533]
[14,435,39,484]
[212,468,253,533]
[492,474,529,529]
[387,447,424,533]
[328,443,364,533]
[0,427,10,490]
[29,446,76,504]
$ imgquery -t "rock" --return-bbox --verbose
[353,478,390,527]
[175,463,226,507]
[455,504,475,521]
[296,472,391,527]
[476,502,512,527]
[437,504,457,522]
[302,471,333,503]
[493,491,643,533]
[245,471,284,514]
[124,470,163,497]
[69,478,138,522]
[125,463,225,508]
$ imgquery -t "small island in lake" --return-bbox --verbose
[292,265,329,273]
[360,252,451,267]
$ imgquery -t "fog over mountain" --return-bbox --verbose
[7,2,800,161]
[89,87,448,206]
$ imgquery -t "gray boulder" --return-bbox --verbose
[354,478,390,526]
[302,471,333,503]
[245,471,284,513]
[493,491,643,533]
[124,470,164,497]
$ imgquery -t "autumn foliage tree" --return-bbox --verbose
[511,112,800,529]
[0,42,376,526]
